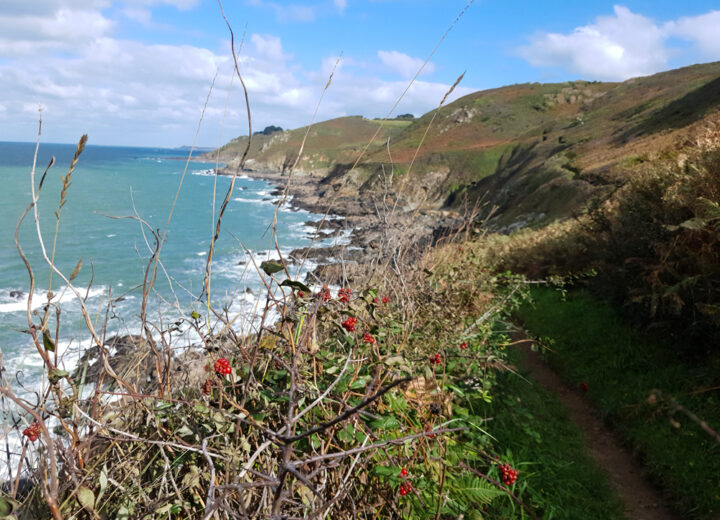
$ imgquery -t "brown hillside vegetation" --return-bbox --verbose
[214,61,720,231]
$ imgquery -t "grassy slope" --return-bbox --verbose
[212,116,411,172]
[215,61,720,227]
[517,288,720,520]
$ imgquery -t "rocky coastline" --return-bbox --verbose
[215,164,467,284]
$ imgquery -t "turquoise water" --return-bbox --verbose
[0,141,332,388]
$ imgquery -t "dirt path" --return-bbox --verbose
[513,331,681,520]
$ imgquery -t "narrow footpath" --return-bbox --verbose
[513,330,681,520]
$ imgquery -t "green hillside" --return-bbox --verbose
[214,61,720,230]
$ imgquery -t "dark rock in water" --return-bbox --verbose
[1,476,34,501]
[9,290,24,299]
[237,261,246,265]
[72,335,174,393]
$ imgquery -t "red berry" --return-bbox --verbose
[460,342,468,350]
[23,422,41,442]
[499,463,518,485]
[382,296,390,304]
[400,468,408,477]
[214,358,231,376]
[342,317,357,332]
[399,486,407,496]
[362,332,375,344]
[318,285,331,302]
[297,290,305,298]
[337,288,352,304]
[580,382,589,392]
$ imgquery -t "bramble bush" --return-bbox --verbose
[1,132,545,519]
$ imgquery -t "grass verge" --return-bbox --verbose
[517,287,720,519]
[481,346,626,520]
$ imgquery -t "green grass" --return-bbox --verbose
[481,348,626,520]
[517,288,720,519]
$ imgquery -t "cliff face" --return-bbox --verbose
[212,61,720,231]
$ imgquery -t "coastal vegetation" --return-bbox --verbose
[3,54,720,520]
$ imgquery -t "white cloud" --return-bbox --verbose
[378,50,436,79]
[123,0,201,9]
[122,7,153,25]
[0,0,471,146]
[251,34,289,63]
[334,0,347,15]
[0,8,114,53]
[517,5,668,81]
[665,11,720,58]
[246,0,316,23]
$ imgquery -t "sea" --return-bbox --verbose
[0,141,342,399]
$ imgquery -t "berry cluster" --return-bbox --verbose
[429,353,442,365]
[201,379,213,395]
[397,466,412,496]
[337,287,351,304]
[318,285,331,303]
[214,358,232,376]
[460,342,468,350]
[23,422,40,442]
[342,316,358,332]
[362,332,375,344]
[499,463,518,486]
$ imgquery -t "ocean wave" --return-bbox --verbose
[191,168,216,177]
[232,197,268,205]
[0,285,107,314]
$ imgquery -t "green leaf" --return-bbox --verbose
[372,465,397,477]
[97,466,108,502]
[42,331,55,352]
[280,279,311,293]
[76,486,95,511]
[260,260,284,275]
[190,310,201,320]
[350,376,371,390]
[175,425,195,438]
[49,369,69,385]
[0,496,18,518]
[679,217,708,230]
[370,416,400,430]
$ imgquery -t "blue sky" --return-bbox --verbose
[1,0,720,147]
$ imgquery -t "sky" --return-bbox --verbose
[2,0,720,147]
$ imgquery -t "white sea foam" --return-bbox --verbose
[0,285,107,314]
[191,168,216,177]
[232,197,267,205]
